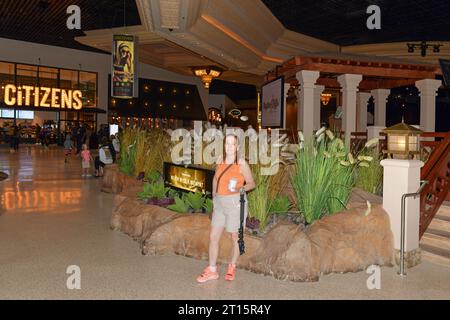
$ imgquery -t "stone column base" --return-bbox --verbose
[394,248,422,269]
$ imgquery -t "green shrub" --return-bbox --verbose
[167,195,190,213]
[269,195,292,214]
[146,170,161,183]
[167,188,179,199]
[203,198,213,213]
[138,180,170,200]
[184,192,206,212]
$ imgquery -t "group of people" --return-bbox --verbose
[63,133,120,178]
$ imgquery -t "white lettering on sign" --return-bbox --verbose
[2,84,83,110]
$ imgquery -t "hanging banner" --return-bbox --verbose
[112,35,138,99]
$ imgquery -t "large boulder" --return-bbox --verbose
[308,204,394,274]
[141,214,262,265]
[111,193,394,282]
[347,187,382,209]
[111,196,179,241]
[101,165,142,194]
[248,222,320,281]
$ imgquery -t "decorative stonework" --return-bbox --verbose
[109,167,394,282]
[394,248,422,269]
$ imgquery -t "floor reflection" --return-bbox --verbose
[0,146,92,215]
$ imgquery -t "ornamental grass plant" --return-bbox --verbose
[247,163,273,230]
[355,148,383,195]
[118,127,173,177]
[142,128,173,175]
[119,128,138,175]
[291,129,378,224]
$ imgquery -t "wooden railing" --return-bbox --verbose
[420,132,448,163]
[350,132,367,154]
[419,131,450,238]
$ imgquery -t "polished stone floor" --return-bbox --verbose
[0,146,449,300]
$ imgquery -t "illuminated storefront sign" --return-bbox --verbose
[163,162,214,195]
[1,84,83,109]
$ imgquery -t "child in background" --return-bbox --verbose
[64,134,73,163]
[81,144,92,177]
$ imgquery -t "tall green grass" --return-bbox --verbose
[247,164,288,230]
[247,164,272,230]
[118,128,173,177]
[291,131,379,224]
[355,148,383,195]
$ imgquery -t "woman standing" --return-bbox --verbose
[196,134,255,283]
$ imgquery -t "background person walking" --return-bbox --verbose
[81,144,93,177]
[63,134,73,163]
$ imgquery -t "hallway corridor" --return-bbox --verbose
[0,146,449,299]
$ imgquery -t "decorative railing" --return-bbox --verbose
[419,131,450,238]
[419,132,448,163]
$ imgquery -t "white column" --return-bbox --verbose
[367,126,386,141]
[296,70,320,138]
[314,85,325,131]
[337,74,362,145]
[380,159,424,252]
[283,83,291,129]
[415,79,441,132]
[357,92,371,132]
[371,89,390,127]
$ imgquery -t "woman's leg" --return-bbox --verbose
[230,232,240,266]
[208,226,224,268]
[94,157,100,176]
[99,163,105,176]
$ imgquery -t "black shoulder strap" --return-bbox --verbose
[215,163,233,194]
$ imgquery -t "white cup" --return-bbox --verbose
[228,178,238,192]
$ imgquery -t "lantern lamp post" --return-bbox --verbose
[382,122,423,159]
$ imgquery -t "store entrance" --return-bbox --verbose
[0,108,105,147]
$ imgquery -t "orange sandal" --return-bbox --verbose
[196,266,219,283]
[224,264,236,281]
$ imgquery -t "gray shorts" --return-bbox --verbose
[211,194,248,233]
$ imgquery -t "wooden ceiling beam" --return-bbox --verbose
[280,77,418,91]
[279,62,439,80]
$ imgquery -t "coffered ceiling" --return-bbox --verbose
[76,0,339,85]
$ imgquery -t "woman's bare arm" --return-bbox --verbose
[212,175,218,197]
[239,159,256,192]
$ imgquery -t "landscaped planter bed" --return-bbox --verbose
[108,167,394,282]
